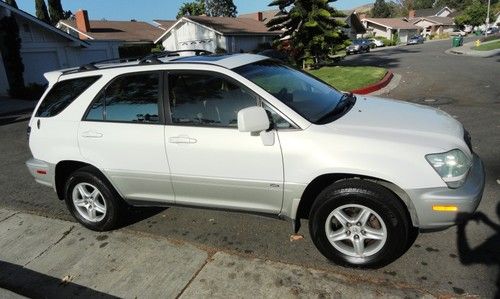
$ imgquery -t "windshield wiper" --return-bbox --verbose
[316,92,356,124]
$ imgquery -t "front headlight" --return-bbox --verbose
[425,149,472,189]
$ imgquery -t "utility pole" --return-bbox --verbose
[485,0,491,36]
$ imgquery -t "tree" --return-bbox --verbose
[454,0,492,27]
[177,0,206,19]
[48,0,64,24]
[35,0,50,23]
[5,0,18,8]
[0,0,25,97]
[413,0,434,9]
[267,0,347,67]
[206,0,237,17]
[394,0,414,16]
[371,0,392,17]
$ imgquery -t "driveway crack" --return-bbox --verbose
[23,225,75,267]
[175,251,215,299]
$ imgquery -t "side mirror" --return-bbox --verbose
[237,107,270,133]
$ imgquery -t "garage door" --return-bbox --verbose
[21,50,60,84]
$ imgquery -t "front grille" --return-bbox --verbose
[464,129,472,152]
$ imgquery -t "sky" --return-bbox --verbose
[14,0,373,22]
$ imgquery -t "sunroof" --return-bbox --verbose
[173,55,229,62]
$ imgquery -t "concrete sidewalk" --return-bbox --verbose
[0,209,434,298]
[446,40,500,57]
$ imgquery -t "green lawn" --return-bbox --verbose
[473,40,500,51]
[308,66,387,92]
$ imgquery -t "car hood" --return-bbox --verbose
[324,96,466,152]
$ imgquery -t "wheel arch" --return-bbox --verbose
[295,173,419,228]
[54,160,121,200]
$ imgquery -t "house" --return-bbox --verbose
[412,6,453,18]
[155,16,281,53]
[335,11,366,39]
[58,10,165,44]
[0,2,119,95]
[153,20,176,31]
[407,7,455,36]
[362,18,420,43]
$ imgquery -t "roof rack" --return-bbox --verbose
[138,49,213,64]
[67,49,214,74]
[78,56,141,71]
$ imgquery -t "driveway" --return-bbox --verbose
[0,38,499,297]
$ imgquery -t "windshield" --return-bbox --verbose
[234,60,347,124]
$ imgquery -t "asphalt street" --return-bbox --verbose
[0,38,499,297]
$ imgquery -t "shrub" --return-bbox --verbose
[374,36,396,46]
[215,47,227,54]
[20,83,47,100]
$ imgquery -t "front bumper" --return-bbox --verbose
[406,154,485,229]
[26,158,54,188]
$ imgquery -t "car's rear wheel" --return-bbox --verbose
[64,166,124,231]
[309,179,411,268]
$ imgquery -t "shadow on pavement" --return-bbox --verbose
[0,260,118,298]
[118,206,167,229]
[341,47,422,68]
[456,203,500,298]
[0,115,30,126]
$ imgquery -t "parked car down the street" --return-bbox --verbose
[485,27,499,35]
[26,51,485,269]
[407,35,425,45]
[346,39,371,54]
[368,38,385,47]
[450,29,467,37]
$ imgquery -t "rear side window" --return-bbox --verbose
[35,76,100,117]
[85,72,161,123]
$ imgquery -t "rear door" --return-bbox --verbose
[78,71,174,203]
[164,71,284,214]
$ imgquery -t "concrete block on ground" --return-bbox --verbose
[181,252,432,299]
[26,227,208,298]
[0,212,74,266]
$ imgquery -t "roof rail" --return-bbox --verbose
[66,49,214,74]
[78,56,141,71]
[139,49,213,64]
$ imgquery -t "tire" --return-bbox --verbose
[366,47,371,53]
[64,166,124,231]
[309,179,411,268]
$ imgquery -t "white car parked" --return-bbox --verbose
[369,38,385,47]
[27,51,485,267]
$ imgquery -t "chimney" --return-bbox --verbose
[75,10,91,39]
[408,10,416,18]
[256,12,263,22]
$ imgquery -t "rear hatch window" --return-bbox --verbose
[35,76,101,117]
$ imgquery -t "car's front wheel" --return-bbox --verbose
[64,166,124,231]
[309,179,412,268]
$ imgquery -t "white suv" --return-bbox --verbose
[26,52,485,267]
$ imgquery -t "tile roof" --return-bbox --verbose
[185,16,281,35]
[422,16,455,25]
[239,9,280,25]
[153,20,176,31]
[59,20,165,42]
[363,18,420,30]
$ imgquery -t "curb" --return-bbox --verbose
[351,71,394,95]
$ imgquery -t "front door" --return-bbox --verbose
[78,71,174,203]
[164,71,284,214]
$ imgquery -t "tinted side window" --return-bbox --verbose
[169,73,257,127]
[36,76,100,117]
[86,72,161,123]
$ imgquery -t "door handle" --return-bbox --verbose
[81,130,103,138]
[169,136,197,144]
